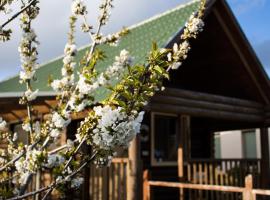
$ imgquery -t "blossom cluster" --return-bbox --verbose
[51,44,76,93]
[181,12,204,40]
[15,149,45,184]
[0,117,7,131]
[99,0,113,25]
[94,27,129,46]
[92,106,144,149]
[76,105,144,166]
[46,154,65,168]
[167,13,204,70]
[18,2,40,107]
[71,0,87,16]
[67,49,133,112]
[49,111,71,138]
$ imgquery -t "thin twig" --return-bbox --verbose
[48,139,78,155]
[1,0,38,28]
[8,152,97,200]
[0,139,40,172]
[41,137,86,200]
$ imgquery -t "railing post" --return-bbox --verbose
[243,175,256,200]
[143,170,150,200]
[178,148,184,200]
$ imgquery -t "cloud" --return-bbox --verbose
[0,0,189,81]
[229,0,266,15]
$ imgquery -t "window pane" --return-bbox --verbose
[243,130,257,158]
[214,133,221,159]
[154,114,178,163]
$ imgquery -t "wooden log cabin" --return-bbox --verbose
[0,0,270,199]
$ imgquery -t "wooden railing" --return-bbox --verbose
[143,171,270,200]
[89,158,129,200]
[35,158,129,200]
[186,158,261,187]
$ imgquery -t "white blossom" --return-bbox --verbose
[50,129,61,138]
[186,14,204,34]
[24,89,38,101]
[170,62,181,70]
[52,112,71,128]
[71,177,84,188]
[71,0,87,15]
[0,118,7,131]
[51,80,62,92]
[13,132,18,142]
[19,70,35,81]
[90,105,144,150]
[64,44,77,55]
[22,122,31,132]
[46,154,65,168]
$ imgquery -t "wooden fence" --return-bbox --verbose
[143,170,270,200]
[186,158,261,187]
[89,158,129,200]
[36,158,129,200]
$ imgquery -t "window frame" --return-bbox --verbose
[151,112,178,167]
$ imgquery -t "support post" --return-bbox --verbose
[179,115,190,200]
[127,136,141,200]
[143,170,150,200]
[180,115,191,161]
[82,144,91,200]
[260,127,270,188]
[243,175,256,200]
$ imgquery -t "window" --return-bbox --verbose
[242,129,257,158]
[214,133,221,159]
[151,112,178,166]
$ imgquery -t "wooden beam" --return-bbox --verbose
[152,94,262,115]
[159,88,263,109]
[127,136,142,200]
[260,127,270,189]
[148,103,263,122]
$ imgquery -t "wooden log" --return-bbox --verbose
[127,136,141,200]
[159,88,263,109]
[152,95,263,115]
[148,103,263,122]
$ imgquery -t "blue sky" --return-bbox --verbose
[0,0,269,80]
[227,0,270,75]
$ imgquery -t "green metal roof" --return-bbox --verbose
[0,0,199,100]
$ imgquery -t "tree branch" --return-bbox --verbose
[41,137,86,200]
[1,0,38,29]
[7,152,97,200]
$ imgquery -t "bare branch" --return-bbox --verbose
[1,0,38,29]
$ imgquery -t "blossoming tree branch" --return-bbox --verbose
[0,0,206,199]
